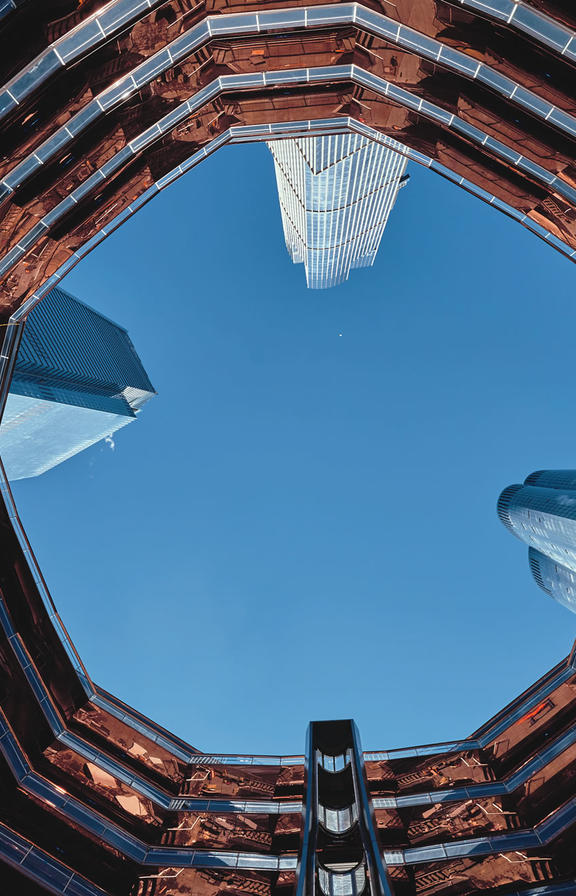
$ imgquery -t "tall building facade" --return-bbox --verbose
[499,470,576,613]
[0,286,155,480]
[268,135,408,288]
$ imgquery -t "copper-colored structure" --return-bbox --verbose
[1,1,576,894]
[2,0,576,319]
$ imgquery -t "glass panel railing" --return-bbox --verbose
[0,461,93,695]
[511,5,572,53]
[0,0,16,21]
[4,2,576,212]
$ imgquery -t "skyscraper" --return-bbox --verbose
[268,135,408,288]
[0,286,155,480]
[498,470,576,613]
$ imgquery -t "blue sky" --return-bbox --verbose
[12,142,576,757]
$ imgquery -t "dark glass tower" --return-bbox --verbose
[0,286,155,479]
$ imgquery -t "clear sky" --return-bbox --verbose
[11,142,576,757]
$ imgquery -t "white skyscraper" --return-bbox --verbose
[268,134,408,289]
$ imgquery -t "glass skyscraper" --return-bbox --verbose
[498,470,576,613]
[0,286,155,480]
[268,135,409,289]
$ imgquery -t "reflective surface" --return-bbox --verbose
[499,470,576,613]
[1,2,576,316]
[268,133,408,288]
[0,285,154,479]
[0,438,574,895]
[1,3,576,895]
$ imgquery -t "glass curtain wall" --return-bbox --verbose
[268,134,408,289]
